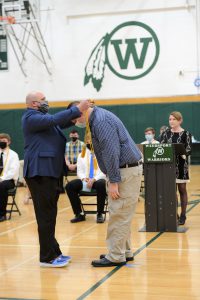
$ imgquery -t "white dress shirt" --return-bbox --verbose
[77,148,106,181]
[0,148,20,182]
[141,139,160,144]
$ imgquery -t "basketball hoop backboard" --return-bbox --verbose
[0,0,40,24]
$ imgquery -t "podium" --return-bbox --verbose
[141,143,186,232]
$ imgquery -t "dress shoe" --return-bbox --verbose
[91,257,126,267]
[178,214,186,225]
[40,256,69,268]
[96,213,104,223]
[70,214,85,223]
[0,216,7,222]
[100,254,134,262]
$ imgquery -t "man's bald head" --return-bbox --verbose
[26,91,46,106]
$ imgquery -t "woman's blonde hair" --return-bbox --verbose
[170,111,183,121]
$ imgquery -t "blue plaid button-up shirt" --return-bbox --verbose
[65,140,84,164]
[89,107,142,183]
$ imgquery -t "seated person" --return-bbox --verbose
[65,130,85,172]
[141,127,159,144]
[65,139,107,224]
[0,133,20,222]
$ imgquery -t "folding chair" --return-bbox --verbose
[7,181,21,220]
[79,189,108,221]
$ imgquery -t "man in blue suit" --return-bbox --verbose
[22,91,89,268]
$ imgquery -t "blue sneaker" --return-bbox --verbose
[40,256,69,268]
[60,255,72,262]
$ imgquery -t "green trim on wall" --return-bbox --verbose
[0,94,200,109]
[0,102,199,159]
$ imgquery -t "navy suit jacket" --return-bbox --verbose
[22,107,81,178]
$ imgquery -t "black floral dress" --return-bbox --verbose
[160,129,192,182]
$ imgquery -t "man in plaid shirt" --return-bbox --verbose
[65,130,84,172]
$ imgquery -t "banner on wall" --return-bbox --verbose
[84,21,160,92]
[0,33,8,70]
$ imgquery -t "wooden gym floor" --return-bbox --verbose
[0,165,200,300]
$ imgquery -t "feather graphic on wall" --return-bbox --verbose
[84,34,109,92]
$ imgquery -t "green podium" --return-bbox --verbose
[143,143,178,232]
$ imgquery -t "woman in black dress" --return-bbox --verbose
[160,111,192,225]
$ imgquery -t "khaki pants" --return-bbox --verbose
[106,165,142,262]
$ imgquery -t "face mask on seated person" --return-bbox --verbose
[145,134,153,143]
[71,137,78,142]
[0,141,7,149]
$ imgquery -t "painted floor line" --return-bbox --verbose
[0,255,37,276]
[0,224,97,277]
[0,195,99,237]
[77,232,163,300]
[1,199,199,291]
[1,197,198,237]
[0,244,107,249]
[76,201,200,300]
[1,244,200,252]
[0,205,72,237]
[0,220,36,237]
[0,297,42,300]
[61,224,98,244]
[145,247,200,251]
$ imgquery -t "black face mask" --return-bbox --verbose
[86,143,92,150]
[38,103,49,114]
[0,141,7,149]
[71,137,78,142]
